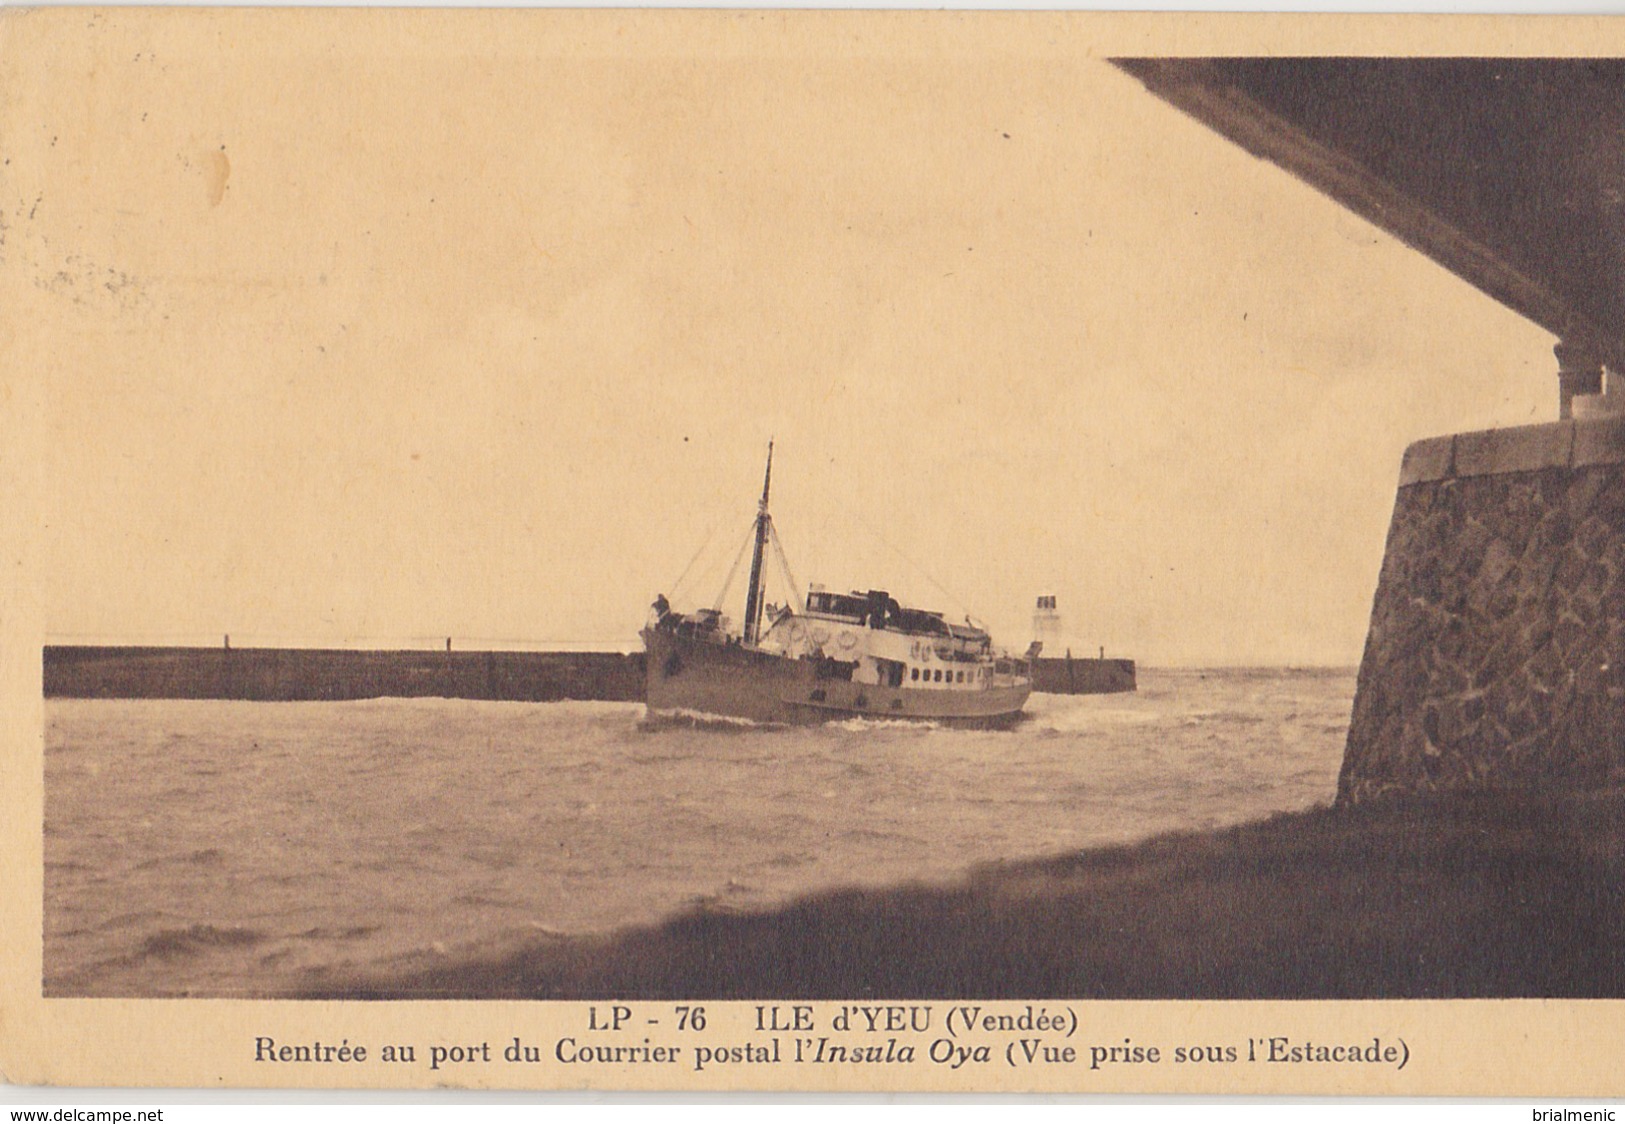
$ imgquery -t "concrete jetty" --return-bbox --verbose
[42,645,645,703]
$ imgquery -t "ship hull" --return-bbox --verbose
[641,627,1031,728]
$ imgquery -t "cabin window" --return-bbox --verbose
[875,658,905,688]
[933,669,942,682]
[911,667,919,681]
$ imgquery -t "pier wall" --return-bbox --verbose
[1339,417,1625,803]
[1031,655,1137,695]
[42,646,645,703]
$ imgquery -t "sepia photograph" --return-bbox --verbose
[4,8,1624,1094]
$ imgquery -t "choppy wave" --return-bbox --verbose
[298,925,379,941]
[828,716,942,732]
[639,707,784,731]
[44,667,1354,997]
[137,924,266,960]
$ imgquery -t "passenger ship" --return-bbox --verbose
[640,445,1033,727]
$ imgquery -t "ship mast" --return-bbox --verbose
[741,440,774,645]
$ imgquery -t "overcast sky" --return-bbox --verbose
[13,12,1556,664]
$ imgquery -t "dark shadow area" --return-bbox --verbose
[291,787,1625,1001]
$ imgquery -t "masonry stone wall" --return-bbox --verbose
[1339,417,1625,804]
[1031,655,1136,695]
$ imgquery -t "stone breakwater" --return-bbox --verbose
[1031,656,1136,695]
[1340,418,1625,804]
[43,646,645,703]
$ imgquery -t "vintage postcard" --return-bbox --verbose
[3,7,1624,1095]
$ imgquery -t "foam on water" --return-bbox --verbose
[43,668,1355,997]
[828,716,942,732]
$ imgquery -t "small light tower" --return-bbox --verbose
[1032,595,1063,653]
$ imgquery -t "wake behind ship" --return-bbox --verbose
[640,444,1032,727]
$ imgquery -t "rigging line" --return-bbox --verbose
[712,519,756,612]
[767,520,800,609]
[668,520,721,601]
[849,510,972,618]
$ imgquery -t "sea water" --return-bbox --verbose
[43,668,1353,997]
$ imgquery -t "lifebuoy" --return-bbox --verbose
[811,626,831,645]
[837,630,858,651]
[789,621,807,642]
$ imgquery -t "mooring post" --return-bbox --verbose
[220,633,235,700]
